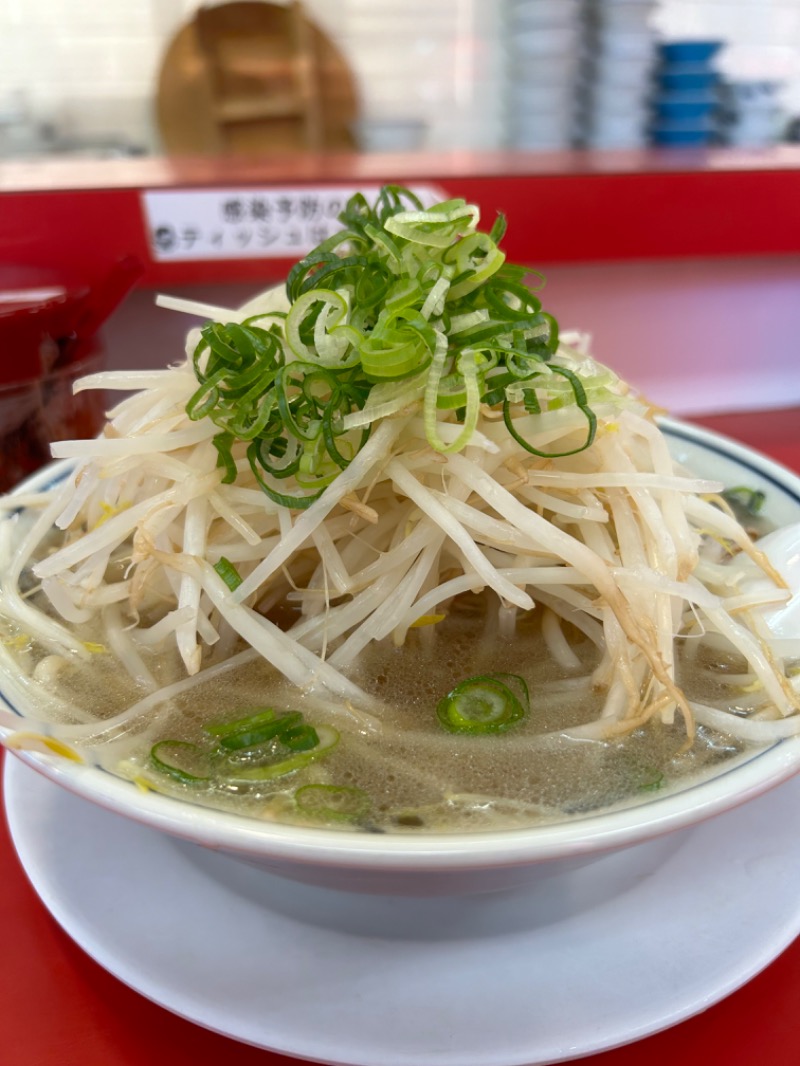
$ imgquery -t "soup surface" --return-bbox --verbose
[3,588,751,833]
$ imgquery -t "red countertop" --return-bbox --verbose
[1,147,799,291]
[1,404,799,1066]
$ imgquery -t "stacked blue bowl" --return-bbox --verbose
[651,40,722,146]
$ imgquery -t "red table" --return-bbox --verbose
[2,405,800,1066]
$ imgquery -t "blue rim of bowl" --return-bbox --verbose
[1,417,800,864]
[658,41,724,63]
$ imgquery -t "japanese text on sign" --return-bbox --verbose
[141,185,446,262]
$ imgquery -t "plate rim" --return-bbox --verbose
[6,753,800,1066]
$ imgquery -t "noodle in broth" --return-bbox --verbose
[0,187,798,832]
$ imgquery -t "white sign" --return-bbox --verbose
[141,184,446,262]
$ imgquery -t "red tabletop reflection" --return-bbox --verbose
[2,405,799,1066]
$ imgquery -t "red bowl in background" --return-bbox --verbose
[0,350,107,494]
[0,259,141,492]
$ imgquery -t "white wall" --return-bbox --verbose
[2,1,799,155]
[304,0,504,150]
[0,0,187,152]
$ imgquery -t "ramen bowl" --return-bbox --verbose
[2,421,800,898]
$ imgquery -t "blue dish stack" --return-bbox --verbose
[651,40,723,147]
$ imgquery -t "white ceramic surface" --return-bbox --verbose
[507,0,581,30]
[508,112,574,139]
[739,522,800,644]
[586,107,649,138]
[6,756,800,1066]
[509,55,580,85]
[510,25,581,57]
[585,131,649,150]
[2,420,800,897]
[510,83,576,110]
[594,27,656,60]
[591,2,656,32]
[589,53,655,86]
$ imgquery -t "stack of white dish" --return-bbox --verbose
[718,79,786,148]
[580,0,658,149]
[505,0,583,150]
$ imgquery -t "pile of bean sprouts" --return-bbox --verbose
[0,189,799,763]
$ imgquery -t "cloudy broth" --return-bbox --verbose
[7,590,751,834]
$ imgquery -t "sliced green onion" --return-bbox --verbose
[446,233,506,300]
[486,671,530,713]
[489,211,507,244]
[150,740,212,785]
[224,724,339,781]
[638,767,666,792]
[502,366,597,459]
[183,186,600,506]
[213,710,304,751]
[149,711,336,789]
[295,783,371,823]
[384,199,479,248]
[285,289,360,368]
[213,556,243,592]
[436,673,529,735]
[205,708,281,739]
[204,707,318,753]
[434,352,482,455]
[721,486,767,517]
[280,724,321,751]
[212,432,238,483]
[436,371,470,410]
[247,440,326,509]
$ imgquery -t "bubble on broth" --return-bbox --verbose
[2,590,754,834]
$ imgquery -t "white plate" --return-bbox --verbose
[6,755,800,1066]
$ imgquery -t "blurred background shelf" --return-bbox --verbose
[157,1,357,156]
[4,0,798,162]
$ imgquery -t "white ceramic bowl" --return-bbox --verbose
[509,25,582,57]
[506,0,582,30]
[590,27,657,61]
[585,105,649,139]
[509,54,580,85]
[588,0,657,32]
[2,420,800,898]
[588,52,655,87]
[508,110,575,138]
[510,82,576,111]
